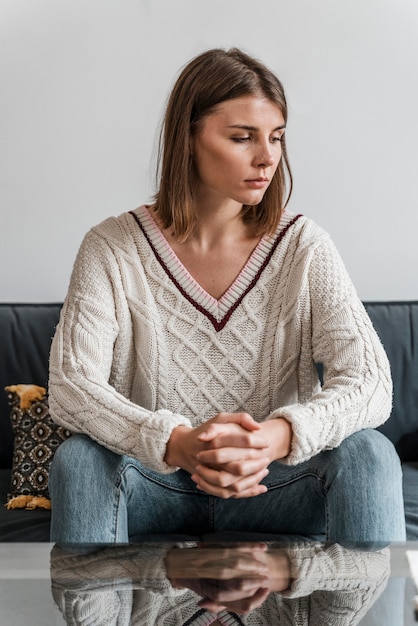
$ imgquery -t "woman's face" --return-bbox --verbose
[191,95,285,212]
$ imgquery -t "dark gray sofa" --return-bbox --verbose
[1,302,417,541]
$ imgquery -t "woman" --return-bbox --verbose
[48,48,405,544]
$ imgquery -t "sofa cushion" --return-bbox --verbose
[0,303,62,469]
[5,385,71,509]
[364,302,418,452]
[0,469,51,541]
[403,462,418,540]
[396,428,418,463]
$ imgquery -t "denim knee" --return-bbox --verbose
[50,434,130,543]
[51,434,93,475]
[322,429,406,544]
[333,429,402,479]
[49,433,112,496]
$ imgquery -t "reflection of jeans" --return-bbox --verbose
[49,428,406,545]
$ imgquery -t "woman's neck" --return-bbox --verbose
[189,210,255,251]
[153,198,257,249]
[150,202,262,300]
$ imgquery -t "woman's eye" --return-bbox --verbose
[231,136,251,143]
[271,135,283,143]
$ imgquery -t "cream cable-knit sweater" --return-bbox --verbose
[49,205,392,473]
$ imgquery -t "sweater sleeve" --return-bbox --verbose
[48,226,192,473]
[268,232,393,465]
[283,542,389,598]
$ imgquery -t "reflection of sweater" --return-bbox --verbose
[49,205,392,473]
[50,543,390,626]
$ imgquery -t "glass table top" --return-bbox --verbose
[0,541,417,625]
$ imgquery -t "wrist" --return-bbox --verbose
[260,418,293,461]
[263,551,292,592]
[164,425,191,468]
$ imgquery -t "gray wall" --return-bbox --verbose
[1,0,417,302]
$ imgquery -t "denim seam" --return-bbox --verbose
[128,464,200,495]
[113,467,127,542]
[324,493,330,542]
[265,470,325,492]
[209,496,215,531]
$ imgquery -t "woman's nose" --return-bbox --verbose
[255,154,275,168]
[253,145,275,167]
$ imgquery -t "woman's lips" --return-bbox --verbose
[244,178,269,189]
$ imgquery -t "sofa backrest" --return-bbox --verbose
[0,303,62,468]
[364,301,418,449]
[0,301,417,468]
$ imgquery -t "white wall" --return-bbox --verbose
[1,0,417,302]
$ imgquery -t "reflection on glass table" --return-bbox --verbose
[50,541,390,625]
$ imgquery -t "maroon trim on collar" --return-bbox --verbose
[129,210,303,332]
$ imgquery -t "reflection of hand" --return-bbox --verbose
[183,577,271,614]
[165,543,291,615]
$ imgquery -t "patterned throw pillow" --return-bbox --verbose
[4,384,71,510]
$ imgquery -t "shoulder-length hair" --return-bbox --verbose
[154,48,293,241]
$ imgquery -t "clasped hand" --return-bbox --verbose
[165,412,292,499]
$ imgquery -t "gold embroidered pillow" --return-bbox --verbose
[4,384,71,510]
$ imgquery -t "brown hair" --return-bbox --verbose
[154,48,293,241]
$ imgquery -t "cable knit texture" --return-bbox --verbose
[49,205,392,473]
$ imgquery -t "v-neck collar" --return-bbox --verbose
[129,206,302,332]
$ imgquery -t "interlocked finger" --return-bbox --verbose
[192,466,269,498]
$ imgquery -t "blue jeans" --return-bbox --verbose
[49,429,406,546]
